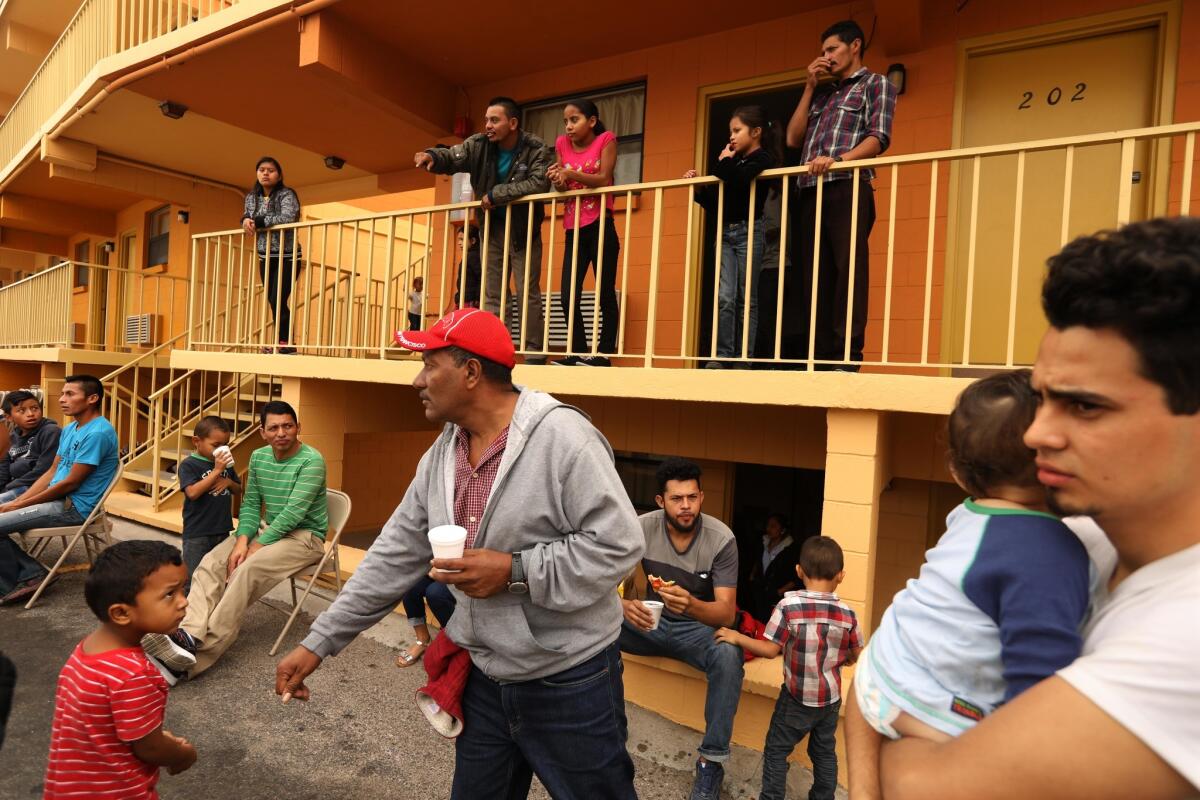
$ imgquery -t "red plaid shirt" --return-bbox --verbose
[798,68,896,188]
[453,426,509,548]
[763,590,862,707]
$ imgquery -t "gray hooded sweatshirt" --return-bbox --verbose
[302,389,644,681]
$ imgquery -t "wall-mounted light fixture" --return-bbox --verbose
[102,241,115,254]
[159,100,188,119]
[886,63,907,96]
[324,155,345,170]
[177,210,190,224]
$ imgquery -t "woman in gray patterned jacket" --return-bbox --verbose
[241,156,302,352]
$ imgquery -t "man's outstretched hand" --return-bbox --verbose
[275,646,322,703]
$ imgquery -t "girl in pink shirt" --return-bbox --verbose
[547,99,620,366]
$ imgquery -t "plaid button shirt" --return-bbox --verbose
[798,68,896,189]
[453,426,509,548]
[763,589,862,707]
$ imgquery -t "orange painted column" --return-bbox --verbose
[821,409,889,637]
[280,378,346,491]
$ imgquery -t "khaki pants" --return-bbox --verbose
[182,530,323,676]
[483,230,544,353]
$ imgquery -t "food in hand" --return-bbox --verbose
[647,574,677,591]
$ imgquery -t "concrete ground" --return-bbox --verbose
[0,521,841,799]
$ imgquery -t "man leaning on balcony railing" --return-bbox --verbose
[0,376,119,605]
[415,97,554,364]
[785,19,896,370]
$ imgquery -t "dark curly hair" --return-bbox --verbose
[1042,217,1200,415]
[85,540,182,622]
[655,457,702,495]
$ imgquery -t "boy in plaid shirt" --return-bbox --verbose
[716,536,861,800]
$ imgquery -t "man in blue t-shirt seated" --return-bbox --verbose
[0,375,120,605]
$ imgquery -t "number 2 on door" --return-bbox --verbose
[1018,83,1086,109]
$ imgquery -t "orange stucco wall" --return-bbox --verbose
[407,0,1200,366]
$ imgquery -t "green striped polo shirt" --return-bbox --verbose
[236,442,328,545]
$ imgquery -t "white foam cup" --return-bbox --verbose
[214,445,234,467]
[429,525,468,572]
[642,600,665,631]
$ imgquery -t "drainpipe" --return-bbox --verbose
[48,0,343,140]
[96,153,245,199]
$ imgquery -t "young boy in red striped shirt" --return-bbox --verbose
[44,540,198,799]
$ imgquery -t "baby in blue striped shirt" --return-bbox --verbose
[854,370,1092,742]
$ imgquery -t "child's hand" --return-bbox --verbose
[209,477,233,495]
[163,731,197,774]
[682,169,698,179]
[719,143,736,160]
[713,627,743,647]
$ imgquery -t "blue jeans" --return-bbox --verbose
[760,691,840,800]
[0,486,28,504]
[0,500,83,594]
[182,534,227,585]
[401,574,456,628]
[618,616,744,762]
[717,220,766,362]
[451,641,636,800]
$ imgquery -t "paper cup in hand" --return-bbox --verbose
[642,600,665,631]
[214,445,234,467]
[429,525,468,572]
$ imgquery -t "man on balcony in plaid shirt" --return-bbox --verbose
[786,19,896,370]
[716,535,862,800]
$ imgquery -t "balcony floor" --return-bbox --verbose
[170,349,971,415]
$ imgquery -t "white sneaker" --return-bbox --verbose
[141,632,197,671]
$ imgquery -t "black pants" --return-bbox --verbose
[561,219,620,355]
[791,180,875,364]
[258,255,297,343]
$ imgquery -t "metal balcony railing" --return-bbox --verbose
[0,260,189,351]
[188,122,1199,372]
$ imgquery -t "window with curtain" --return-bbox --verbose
[73,240,90,287]
[522,83,647,186]
[146,205,171,267]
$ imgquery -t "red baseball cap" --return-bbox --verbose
[395,308,516,369]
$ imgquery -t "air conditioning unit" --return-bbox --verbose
[124,314,156,346]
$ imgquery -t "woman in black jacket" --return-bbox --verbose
[242,156,302,352]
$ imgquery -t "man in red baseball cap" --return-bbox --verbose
[394,308,516,370]
[278,307,646,800]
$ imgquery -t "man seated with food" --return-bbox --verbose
[619,456,743,800]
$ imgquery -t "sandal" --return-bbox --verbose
[395,639,430,668]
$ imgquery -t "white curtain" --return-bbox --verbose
[523,85,646,183]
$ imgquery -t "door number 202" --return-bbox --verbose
[1019,83,1086,109]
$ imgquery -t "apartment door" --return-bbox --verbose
[87,242,110,348]
[698,86,805,360]
[115,232,137,347]
[949,23,1160,366]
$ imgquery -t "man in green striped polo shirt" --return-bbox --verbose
[144,400,328,680]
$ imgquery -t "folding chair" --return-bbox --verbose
[268,488,352,655]
[19,472,121,609]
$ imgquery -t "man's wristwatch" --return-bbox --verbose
[833,155,844,162]
[507,552,529,594]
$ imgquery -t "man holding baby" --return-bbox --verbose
[276,308,645,800]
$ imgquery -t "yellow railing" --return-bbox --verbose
[0,264,73,347]
[0,0,243,179]
[0,261,189,352]
[146,368,279,510]
[189,122,1200,372]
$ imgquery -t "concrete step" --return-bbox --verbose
[105,490,182,533]
[121,467,177,486]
